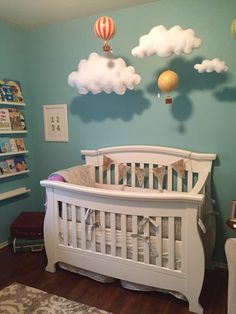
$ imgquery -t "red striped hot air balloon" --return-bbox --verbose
[94,16,116,52]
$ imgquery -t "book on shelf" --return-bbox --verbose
[9,138,18,152]
[0,161,10,176]
[5,158,17,173]
[15,138,26,151]
[13,155,28,172]
[8,108,26,131]
[0,79,24,103]
[0,137,10,153]
[0,108,11,131]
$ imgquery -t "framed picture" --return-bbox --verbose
[43,104,69,142]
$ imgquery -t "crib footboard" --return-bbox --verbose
[41,180,205,314]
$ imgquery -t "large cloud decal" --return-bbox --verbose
[131,25,202,58]
[194,58,229,73]
[68,52,141,95]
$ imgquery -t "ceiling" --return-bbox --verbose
[0,0,157,29]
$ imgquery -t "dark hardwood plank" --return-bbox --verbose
[0,246,228,314]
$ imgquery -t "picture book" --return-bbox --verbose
[15,138,26,151]
[4,80,24,103]
[9,138,18,152]
[0,82,14,102]
[8,108,24,131]
[0,161,10,175]
[0,137,10,153]
[0,108,11,131]
[19,110,26,130]
[5,158,17,173]
[14,155,28,172]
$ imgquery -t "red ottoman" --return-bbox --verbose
[10,211,45,240]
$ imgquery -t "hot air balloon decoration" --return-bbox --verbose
[157,70,179,104]
[231,18,236,38]
[94,16,116,52]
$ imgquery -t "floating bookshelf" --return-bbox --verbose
[0,170,29,179]
[0,187,31,201]
[0,150,28,157]
[0,130,27,135]
[0,101,25,106]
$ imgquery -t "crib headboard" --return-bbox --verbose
[81,145,216,193]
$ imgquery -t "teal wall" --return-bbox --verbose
[0,21,34,244]
[1,0,236,262]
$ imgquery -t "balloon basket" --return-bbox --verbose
[165,96,172,104]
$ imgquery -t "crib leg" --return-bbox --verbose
[188,298,203,314]
[45,260,56,273]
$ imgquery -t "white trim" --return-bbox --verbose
[81,145,217,161]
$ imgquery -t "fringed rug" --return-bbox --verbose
[0,282,112,313]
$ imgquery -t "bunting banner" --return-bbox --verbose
[172,159,186,178]
[103,155,113,171]
[135,168,146,187]
[153,166,165,188]
[118,164,130,182]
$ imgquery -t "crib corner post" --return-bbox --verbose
[185,207,205,314]
[44,187,57,273]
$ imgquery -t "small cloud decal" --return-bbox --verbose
[68,52,141,95]
[131,25,202,58]
[194,58,229,73]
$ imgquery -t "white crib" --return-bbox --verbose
[40,145,217,314]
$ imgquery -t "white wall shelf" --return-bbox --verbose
[0,101,25,106]
[0,130,27,135]
[0,170,29,179]
[0,187,31,201]
[0,150,28,157]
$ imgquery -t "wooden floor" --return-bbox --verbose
[0,245,228,314]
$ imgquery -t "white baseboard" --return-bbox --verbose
[0,241,9,249]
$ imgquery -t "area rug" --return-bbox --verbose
[0,282,112,313]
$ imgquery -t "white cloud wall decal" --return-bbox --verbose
[68,52,141,95]
[131,25,202,58]
[194,58,229,73]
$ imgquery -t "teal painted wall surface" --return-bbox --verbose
[0,21,34,244]
[1,0,236,262]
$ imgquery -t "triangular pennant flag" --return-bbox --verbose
[135,168,145,187]
[153,166,165,188]
[172,159,186,178]
[103,155,113,171]
[118,164,130,182]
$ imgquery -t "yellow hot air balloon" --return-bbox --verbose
[157,70,179,104]
[231,18,236,38]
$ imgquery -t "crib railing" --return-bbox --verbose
[95,162,199,193]
[57,201,184,272]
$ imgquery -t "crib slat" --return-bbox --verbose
[114,164,119,185]
[187,171,193,192]
[123,165,127,186]
[177,176,182,192]
[107,168,111,185]
[80,207,86,250]
[180,217,185,272]
[71,205,77,248]
[167,166,172,191]
[131,162,136,187]
[132,216,138,261]
[121,215,127,258]
[110,213,116,256]
[143,220,150,264]
[100,211,106,254]
[156,217,162,267]
[90,210,96,252]
[149,164,153,189]
[62,203,68,246]
[99,166,103,184]
[168,217,175,270]
[139,163,144,188]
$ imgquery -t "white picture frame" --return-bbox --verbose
[43,104,69,142]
